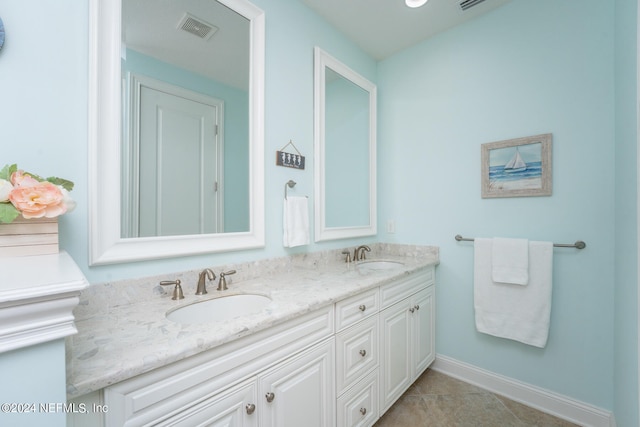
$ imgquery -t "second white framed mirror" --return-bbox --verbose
[314,47,377,242]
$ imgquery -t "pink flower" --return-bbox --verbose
[10,170,40,188]
[9,181,67,219]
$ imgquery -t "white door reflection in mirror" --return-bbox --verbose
[131,80,221,237]
[314,47,377,242]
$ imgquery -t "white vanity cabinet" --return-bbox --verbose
[99,307,334,427]
[379,269,435,414]
[67,264,436,427]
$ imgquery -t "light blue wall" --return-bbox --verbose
[325,76,371,227]
[614,0,639,424]
[378,0,616,409]
[0,340,67,427]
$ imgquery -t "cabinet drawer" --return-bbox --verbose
[336,288,379,331]
[380,266,434,309]
[336,316,378,394]
[337,370,379,427]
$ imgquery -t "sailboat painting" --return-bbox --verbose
[481,133,552,198]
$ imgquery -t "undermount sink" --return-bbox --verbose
[166,294,272,325]
[356,260,404,271]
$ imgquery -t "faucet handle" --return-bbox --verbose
[217,270,237,291]
[341,250,352,263]
[160,279,184,300]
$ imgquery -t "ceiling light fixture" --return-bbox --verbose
[405,0,428,8]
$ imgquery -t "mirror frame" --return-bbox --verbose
[88,0,265,265]
[313,47,377,242]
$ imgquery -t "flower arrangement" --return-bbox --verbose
[0,164,75,224]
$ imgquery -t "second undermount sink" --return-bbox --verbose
[166,294,272,325]
[356,260,404,271]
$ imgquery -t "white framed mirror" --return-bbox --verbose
[88,0,265,265]
[314,47,377,242]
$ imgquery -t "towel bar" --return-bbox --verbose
[454,234,586,249]
[284,180,296,199]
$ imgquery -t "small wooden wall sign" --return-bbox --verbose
[276,140,305,170]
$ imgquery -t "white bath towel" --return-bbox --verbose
[283,196,310,248]
[492,237,529,285]
[474,238,553,348]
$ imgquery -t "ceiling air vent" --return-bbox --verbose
[178,13,218,40]
[458,0,487,11]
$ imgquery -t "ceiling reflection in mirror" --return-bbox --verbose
[121,0,250,237]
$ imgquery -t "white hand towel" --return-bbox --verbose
[492,237,529,285]
[283,196,310,248]
[474,238,553,348]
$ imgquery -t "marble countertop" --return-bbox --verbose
[66,244,438,398]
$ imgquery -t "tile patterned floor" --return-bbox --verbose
[374,369,580,427]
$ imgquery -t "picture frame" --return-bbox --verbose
[481,133,552,198]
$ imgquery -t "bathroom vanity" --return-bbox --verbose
[66,244,438,426]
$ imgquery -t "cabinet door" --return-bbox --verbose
[156,379,258,427]
[260,339,336,427]
[412,286,435,378]
[379,299,412,414]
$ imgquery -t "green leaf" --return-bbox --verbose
[0,164,16,181]
[23,170,46,182]
[46,176,74,192]
[0,202,20,223]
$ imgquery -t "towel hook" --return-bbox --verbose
[284,180,296,199]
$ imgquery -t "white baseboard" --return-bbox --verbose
[431,355,615,427]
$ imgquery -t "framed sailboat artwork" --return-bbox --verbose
[481,133,552,198]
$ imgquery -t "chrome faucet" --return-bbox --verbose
[217,270,237,291]
[196,268,216,295]
[160,279,184,300]
[353,245,371,261]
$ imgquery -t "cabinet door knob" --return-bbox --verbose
[360,407,367,416]
[245,403,256,415]
[414,304,420,311]
[409,307,415,313]
[359,349,367,357]
[359,304,366,312]
[265,392,275,403]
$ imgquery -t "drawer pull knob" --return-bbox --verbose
[246,403,256,415]
[360,407,367,416]
[359,349,367,357]
[359,304,366,312]
[265,392,275,403]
